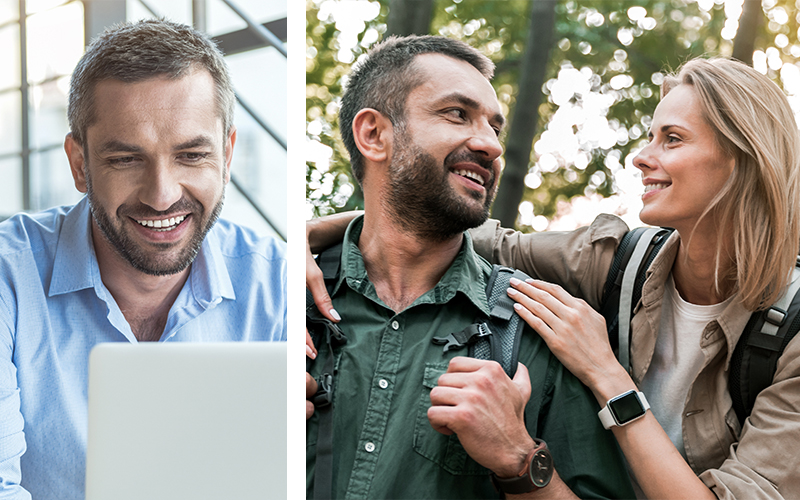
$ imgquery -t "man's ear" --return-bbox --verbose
[64,133,87,193]
[352,108,393,164]
[223,125,237,184]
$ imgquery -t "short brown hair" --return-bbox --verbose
[68,19,234,146]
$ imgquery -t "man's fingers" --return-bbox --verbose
[427,406,456,435]
[306,400,315,420]
[306,372,318,398]
[511,363,532,402]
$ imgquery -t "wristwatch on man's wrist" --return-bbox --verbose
[490,439,553,496]
[598,390,650,429]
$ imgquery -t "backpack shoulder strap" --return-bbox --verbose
[306,243,346,500]
[730,257,800,425]
[601,227,674,372]
[430,265,529,379]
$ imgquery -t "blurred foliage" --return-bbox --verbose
[306,0,800,226]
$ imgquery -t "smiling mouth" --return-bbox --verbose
[134,215,187,232]
[644,183,670,193]
[452,169,486,186]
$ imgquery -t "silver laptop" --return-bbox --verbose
[85,342,286,500]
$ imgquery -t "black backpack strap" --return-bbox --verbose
[730,258,800,425]
[432,265,528,379]
[306,243,346,500]
[601,227,674,371]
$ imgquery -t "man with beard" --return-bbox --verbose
[305,35,632,499]
[0,20,285,499]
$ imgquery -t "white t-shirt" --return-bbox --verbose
[638,273,733,457]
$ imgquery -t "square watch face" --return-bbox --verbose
[608,392,645,424]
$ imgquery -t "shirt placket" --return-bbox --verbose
[344,314,404,499]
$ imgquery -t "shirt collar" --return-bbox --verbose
[49,196,96,296]
[337,215,491,315]
[48,197,235,305]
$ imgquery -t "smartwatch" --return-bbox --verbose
[598,390,650,429]
[490,439,553,495]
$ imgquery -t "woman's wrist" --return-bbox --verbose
[589,366,638,408]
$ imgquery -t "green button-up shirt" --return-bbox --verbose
[306,217,633,499]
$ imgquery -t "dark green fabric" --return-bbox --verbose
[306,217,634,499]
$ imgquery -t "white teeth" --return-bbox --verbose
[136,215,187,231]
[644,183,669,193]
[453,169,485,186]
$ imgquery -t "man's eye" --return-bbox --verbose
[445,108,466,120]
[108,156,137,166]
[180,152,210,162]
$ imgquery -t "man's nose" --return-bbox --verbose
[140,160,182,212]
[466,121,503,162]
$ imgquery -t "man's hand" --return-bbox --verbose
[427,357,535,477]
[306,370,318,420]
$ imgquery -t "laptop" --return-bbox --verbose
[85,342,286,500]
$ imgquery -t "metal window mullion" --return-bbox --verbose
[19,0,29,211]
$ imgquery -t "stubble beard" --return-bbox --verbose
[384,128,496,242]
[85,170,224,277]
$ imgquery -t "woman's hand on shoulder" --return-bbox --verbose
[507,278,624,393]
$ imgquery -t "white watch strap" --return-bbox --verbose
[598,391,650,430]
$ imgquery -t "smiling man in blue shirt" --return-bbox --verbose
[0,20,286,499]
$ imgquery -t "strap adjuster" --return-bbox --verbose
[765,307,787,327]
[313,373,334,407]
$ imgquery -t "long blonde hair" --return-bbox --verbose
[662,58,800,310]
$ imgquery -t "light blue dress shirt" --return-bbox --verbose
[0,197,286,499]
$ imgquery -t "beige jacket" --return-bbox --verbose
[470,214,800,499]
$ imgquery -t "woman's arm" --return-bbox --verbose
[306,211,362,321]
[507,278,716,500]
[468,215,628,308]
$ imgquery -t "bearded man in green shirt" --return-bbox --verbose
[305,35,634,500]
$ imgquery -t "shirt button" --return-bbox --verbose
[379,379,388,389]
[365,442,375,453]
[391,321,400,330]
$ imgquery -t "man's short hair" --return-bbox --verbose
[339,35,494,184]
[68,18,235,147]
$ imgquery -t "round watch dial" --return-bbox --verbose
[529,448,553,488]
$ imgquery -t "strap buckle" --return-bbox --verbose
[432,323,491,353]
[313,373,334,408]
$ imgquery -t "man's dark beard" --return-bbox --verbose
[86,172,224,277]
[385,131,496,242]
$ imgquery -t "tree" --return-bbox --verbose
[493,0,558,227]
[387,0,434,36]
[307,0,800,230]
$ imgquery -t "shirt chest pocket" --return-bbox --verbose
[412,363,489,476]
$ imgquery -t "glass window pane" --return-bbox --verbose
[0,0,18,25]
[0,91,21,156]
[226,47,286,138]
[0,25,20,91]
[30,148,82,212]
[29,76,69,150]
[0,156,23,218]
[207,0,285,36]
[26,0,70,15]
[27,2,84,84]
[125,0,190,25]
[227,103,286,236]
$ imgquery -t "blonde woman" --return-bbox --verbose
[306,58,800,498]
[471,58,800,499]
